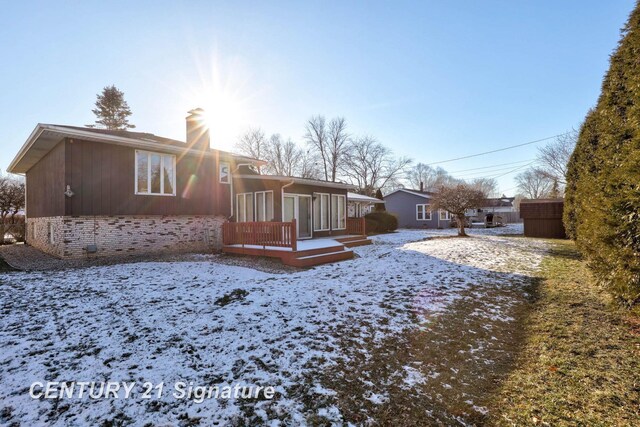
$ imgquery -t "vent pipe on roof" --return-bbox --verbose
[186,108,210,151]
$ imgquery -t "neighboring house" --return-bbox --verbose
[8,109,365,263]
[383,188,452,228]
[347,192,385,218]
[468,195,520,223]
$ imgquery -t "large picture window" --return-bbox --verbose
[236,193,254,222]
[255,191,274,222]
[313,193,330,231]
[135,150,176,195]
[331,194,346,230]
[416,204,431,220]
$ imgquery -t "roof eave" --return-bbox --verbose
[8,124,264,174]
[233,174,356,190]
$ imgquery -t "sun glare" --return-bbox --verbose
[178,52,260,151]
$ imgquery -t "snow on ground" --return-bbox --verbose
[0,223,546,426]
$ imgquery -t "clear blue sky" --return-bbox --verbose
[0,1,634,194]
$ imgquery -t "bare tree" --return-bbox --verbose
[406,163,459,190]
[469,177,499,198]
[264,134,302,176]
[431,183,485,237]
[326,117,349,182]
[515,168,554,199]
[304,115,349,182]
[236,128,268,174]
[298,149,322,180]
[0,174,25,244]
[304,115,329,180]
[407,163,437,190]
[536,130,577,185]
[342,136,412,196]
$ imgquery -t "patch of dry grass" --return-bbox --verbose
[311,279,536,425]
[490,240,640,426]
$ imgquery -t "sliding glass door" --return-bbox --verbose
[283,194,312,239]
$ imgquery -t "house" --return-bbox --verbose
[519,199,566,238]
[383,188,453,228]
[347,192,385,218]
[468,195,520,224]
[7,109,369,265]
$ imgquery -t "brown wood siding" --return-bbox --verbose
[520,199,566,238]
[519,200,564,219]
[523,218,566,239]
[26,140,66,218]
[65,138,231,217]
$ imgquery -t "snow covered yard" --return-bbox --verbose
[0,224,548,426]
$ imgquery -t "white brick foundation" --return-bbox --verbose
[26,215,226,259]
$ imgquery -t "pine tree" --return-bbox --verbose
[375,188,386,211]
[565,3,640,306]
[87,85,135,130]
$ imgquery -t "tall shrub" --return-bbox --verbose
[565,4,640,305]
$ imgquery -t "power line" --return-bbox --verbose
[456,161,535,182]
[426,133,569,166]
[487,162,534,179]
[452,161,538,178]
[448,158,534,174]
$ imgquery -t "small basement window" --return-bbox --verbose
[48,222,54,244]
[135,150,176,196]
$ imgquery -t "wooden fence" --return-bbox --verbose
[346,217,366,235]
[222,220,297,250]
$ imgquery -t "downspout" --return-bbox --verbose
[281,179,295,221]
[281,179,296,245]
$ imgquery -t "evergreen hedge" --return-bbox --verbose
[564,4,640,306]
[364,212,398,233]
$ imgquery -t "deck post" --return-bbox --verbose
[291,219,297,252]
[361,216,366,236]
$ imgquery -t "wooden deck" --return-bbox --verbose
[221,219,371,267]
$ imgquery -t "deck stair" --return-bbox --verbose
[222,239,354,268]
[286,244,353,268]
[335,235,373,248]
[221,220,371,267]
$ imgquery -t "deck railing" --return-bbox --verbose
[346,217,367,236]
[223,219,297,251]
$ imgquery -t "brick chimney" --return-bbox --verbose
[186,108,210,151]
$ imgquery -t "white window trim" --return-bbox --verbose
[236,192,254,222]
[331,194,346,230]
[313,192,331,231]
[219,161,230,184]
[254,190,274,222]
[416,204,431,221]
[439,209,451,220]
[134,150,177,196]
